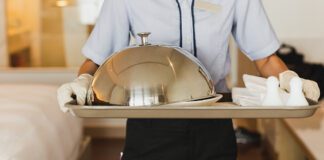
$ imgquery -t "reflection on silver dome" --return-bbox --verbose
[87,33,216,106]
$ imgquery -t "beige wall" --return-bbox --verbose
[5,0,87,67]
[41,1,66,67]
[29,0,41,66]
[62,6,87,67]
[0,0,8,67]
[41,1,88,67]
[263,0,324,64]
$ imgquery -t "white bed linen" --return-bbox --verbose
[0,84,82,160]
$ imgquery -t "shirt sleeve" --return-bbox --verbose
[82,0,130,65]
[232,0,280,60]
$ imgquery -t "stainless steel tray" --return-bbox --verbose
[66,95,320,119]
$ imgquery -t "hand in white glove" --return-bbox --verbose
[57,74,93,112]
[279,70,320,102]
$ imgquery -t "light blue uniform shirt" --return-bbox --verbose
[82,0,280,92]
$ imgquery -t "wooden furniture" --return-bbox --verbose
[283,103,324,160]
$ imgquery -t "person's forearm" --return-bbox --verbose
[78,59,99,76]
[254,54,288,77]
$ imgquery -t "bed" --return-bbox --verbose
[0,68,86,160]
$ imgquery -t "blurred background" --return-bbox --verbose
[0,0,103,68]
[0,0,323,160]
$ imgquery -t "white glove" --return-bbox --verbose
[57,74,93,112]
[279,70,320,102]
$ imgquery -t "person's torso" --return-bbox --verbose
[125,0,237,91]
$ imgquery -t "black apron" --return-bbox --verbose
[122,119,237,160]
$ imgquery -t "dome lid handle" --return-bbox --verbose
[137,32,151,46]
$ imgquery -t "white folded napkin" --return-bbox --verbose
[232,74,289,106]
